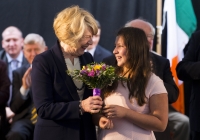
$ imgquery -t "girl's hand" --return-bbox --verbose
[103,105,128,118]
[99,116,113,129]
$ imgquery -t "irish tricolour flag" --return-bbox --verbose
[163,0,197,113]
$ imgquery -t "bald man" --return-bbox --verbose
[2,26,23,59]
[103,19,189,140]
[125,19,154,50]
[1,26,28,80]
[0,27,28,139]
[0,26,28,104]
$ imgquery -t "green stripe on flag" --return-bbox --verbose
[175,0,197,37]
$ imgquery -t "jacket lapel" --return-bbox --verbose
[51,41,79,101]
[22,56,28,65]
[24,63,30,70]
[79,54,87,70]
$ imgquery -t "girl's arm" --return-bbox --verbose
[103,93,168,132]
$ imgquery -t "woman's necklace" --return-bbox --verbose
[62,50,85,91]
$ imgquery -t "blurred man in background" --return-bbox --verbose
[1,26,28,105]
[6,33,47,140]
[86,20,112,63]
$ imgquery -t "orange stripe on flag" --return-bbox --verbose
[170,56,185,114]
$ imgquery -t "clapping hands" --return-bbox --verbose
[22,67,32,89]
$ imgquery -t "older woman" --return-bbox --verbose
[31,5,103,140]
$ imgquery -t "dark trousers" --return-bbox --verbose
[191,130,200,140]
[0,114,9,140]
[6,119,34,140]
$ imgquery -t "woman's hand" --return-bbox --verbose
[103,105,128,119]
[99,116,113,129]
[82,96,103,113]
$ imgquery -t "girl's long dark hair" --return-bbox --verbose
[102,27,152,106]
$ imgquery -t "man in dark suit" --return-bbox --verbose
[86,20,112,63]
[0,26,28,133]
[103,19,189,140]
[0,26,28,82]
[0,60,10,140]
[176,30,200,140]
[6,33,47,140]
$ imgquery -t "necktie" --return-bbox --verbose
[9,60,19,81]
[30,106,37,124]
[11,60,19,71]
[7,60,19,106]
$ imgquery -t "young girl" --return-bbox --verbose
[94,27,168,140]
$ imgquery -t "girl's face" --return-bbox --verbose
[113,36,129,71]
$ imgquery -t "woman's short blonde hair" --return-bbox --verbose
[53,5,98,48]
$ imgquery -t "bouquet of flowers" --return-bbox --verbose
[67,62,125,96]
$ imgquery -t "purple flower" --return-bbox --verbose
[96,70,100,76]
[80,69,88,75]
[88,70,95,77]
[102,64,107,71]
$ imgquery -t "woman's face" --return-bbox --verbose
[76,28,93,55]
[62,27,93,57]
[113,36,128,69]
